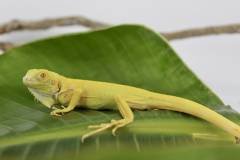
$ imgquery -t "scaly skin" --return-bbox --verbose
[23,69,240,143]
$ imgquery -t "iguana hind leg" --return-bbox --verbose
[81,96,134,142]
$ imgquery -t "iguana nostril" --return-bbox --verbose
[22,76,30,84]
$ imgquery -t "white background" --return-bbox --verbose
[0,0,240,111]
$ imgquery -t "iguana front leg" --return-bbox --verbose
[81,96,134,142]
[51,89,82,116]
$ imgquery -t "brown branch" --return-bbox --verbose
[0,16,110,34]
[0,16,240,51]
[162,23,240,40]
[1,16,239,39]
[0,42,15,51]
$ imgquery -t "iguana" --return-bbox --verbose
[23,69,240,143]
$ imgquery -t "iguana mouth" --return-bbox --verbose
[23,76,61,94]
[22,76,38,86]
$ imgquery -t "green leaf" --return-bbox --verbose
[0,25,239,159]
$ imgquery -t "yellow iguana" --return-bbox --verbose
[23,69,240,143]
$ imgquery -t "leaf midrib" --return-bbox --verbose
[0,118,235,148]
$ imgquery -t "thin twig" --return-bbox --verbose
[1,16,239,39]
[0,16,110,34]
[0,16,240,51]
[0,42,15,51]
[162,23,240,40]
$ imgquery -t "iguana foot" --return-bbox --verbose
[50,109,64,116]
[81,119,129,142]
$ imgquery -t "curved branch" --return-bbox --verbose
[1,16,239,40]
[0,16,110,34]
[162,23,240,40]
[0,16,240,51]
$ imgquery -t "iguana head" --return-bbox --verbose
[23,69,62,108]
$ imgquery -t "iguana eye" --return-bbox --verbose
[39,72,46,79]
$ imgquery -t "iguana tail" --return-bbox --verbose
[146,92,240,142]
